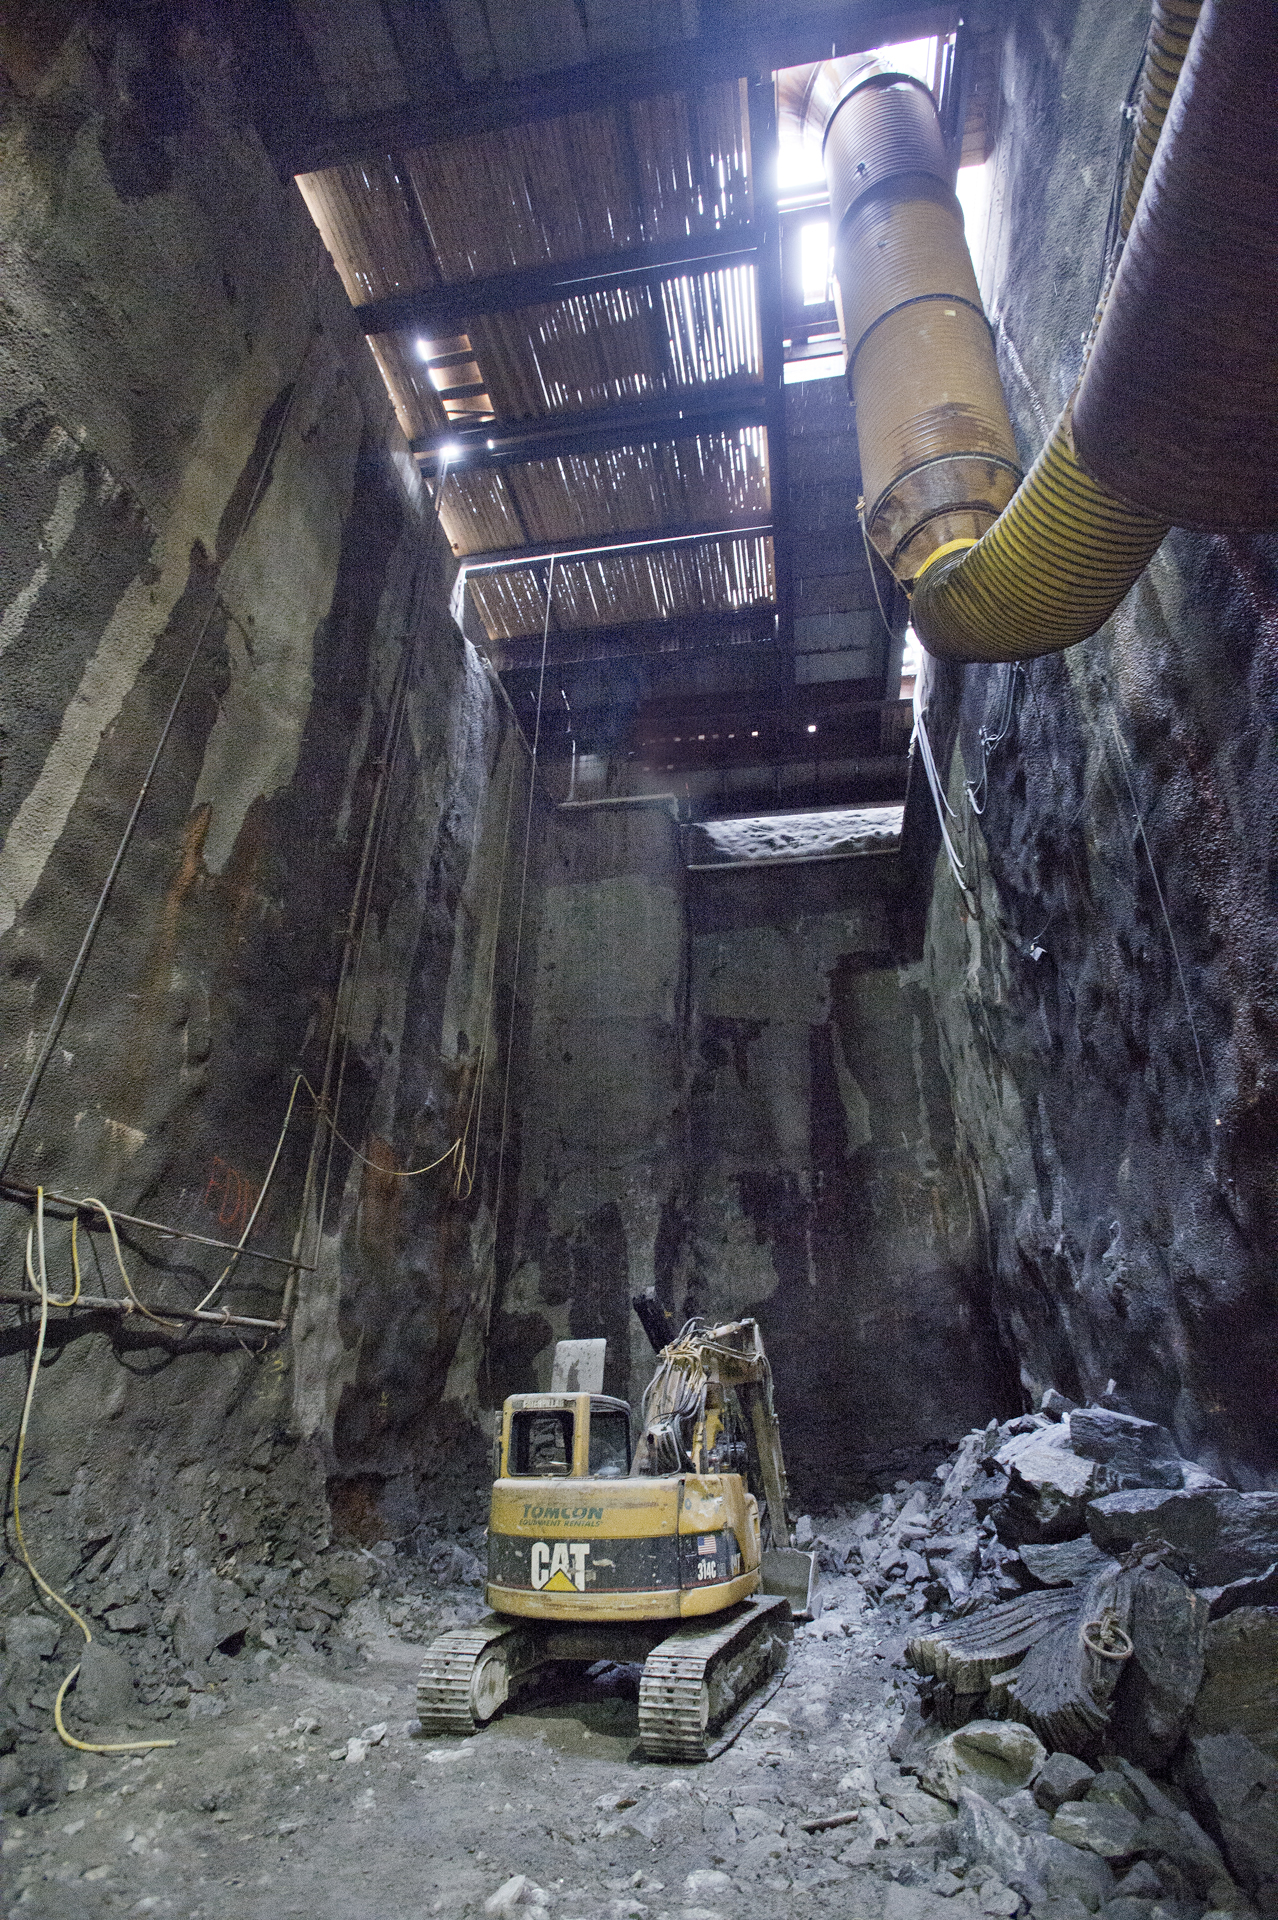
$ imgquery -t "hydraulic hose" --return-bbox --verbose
[905,0,1204,661]
[907,403,1166,660]
[816,0,1213,663]
[1119,0,1205,237]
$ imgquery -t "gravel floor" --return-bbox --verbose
[3,1570,972,1920]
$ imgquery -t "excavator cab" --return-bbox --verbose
[502,1395,631,1478]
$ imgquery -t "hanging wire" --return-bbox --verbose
[857,496,898,640]
[965,662,1024,815]
[912,654,979,912]
[489,553,556,1329]
[1108,714,1215,1120]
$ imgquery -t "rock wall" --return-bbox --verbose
[0,0,529,1637]
[923,0,1278,1487]
[499,800,1015,1501]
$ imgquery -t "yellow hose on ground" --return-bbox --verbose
[902,0,1201,662]
[10,1189,175,1753]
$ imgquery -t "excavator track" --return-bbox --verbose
[638,1594,793,1762]
[417,1618,540,1735]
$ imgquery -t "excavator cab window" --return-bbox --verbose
[587,1408,630,1478]
[510,1410,573,1476]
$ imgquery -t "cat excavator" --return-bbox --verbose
[417,1304,818,1761]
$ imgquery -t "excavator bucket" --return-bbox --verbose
[761,1547,821,1620]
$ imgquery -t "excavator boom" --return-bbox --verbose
[631,1312,818,1618]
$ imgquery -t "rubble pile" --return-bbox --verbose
[825,1395,1278,1916]
[0,1510,488,1816]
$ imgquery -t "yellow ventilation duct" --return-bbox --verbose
[812,0,1224,664]
[823,73,1023,585]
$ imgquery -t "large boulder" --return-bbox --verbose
[1086,1486,1278,1586]
[990,1424,1103,1544]
[1180,1732,1278,1912]
[1049,1800,1142,1861]
[1019,1537,1110,1587]
[1033,1751,1096,1812]
[170,1570,249,1667]
[1187,1605,1278,1762]
[1107,1561,1208,1769]
[73,1640,138,1728]
[1019,1831,1118,1911]
[956,1787,1122,1911]
[1066,1408,1183,1490]
[917,1718,1046,1804]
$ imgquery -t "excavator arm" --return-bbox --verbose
[630,1305,819,1616]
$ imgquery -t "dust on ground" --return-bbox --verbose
[3,1543,943,1919]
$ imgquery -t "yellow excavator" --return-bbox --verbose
[417,1305,818,1761]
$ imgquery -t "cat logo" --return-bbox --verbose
[530,1541,589,1591]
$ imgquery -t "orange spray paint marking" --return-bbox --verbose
[203,1156,261,1235]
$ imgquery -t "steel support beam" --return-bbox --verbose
[286,4,957,174]
[357,231,759,336]
[488,607,777,672]
[414,387,769,468]
[747,76,794,658]
[458,514,774,572]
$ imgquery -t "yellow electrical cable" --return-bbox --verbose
[25,1211,80,1308]
[10,1189,174,1753]
[81,1195,182,1329]
[294,1072,462,1180]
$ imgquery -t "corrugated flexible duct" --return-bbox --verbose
[1072,0,1278,528]
[813,0,1239,664]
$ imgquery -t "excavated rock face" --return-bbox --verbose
[923,0,1278,1484]
[500,806,1017,1498]
[0,0,523,1640]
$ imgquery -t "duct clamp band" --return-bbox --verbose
[910,537,978,586]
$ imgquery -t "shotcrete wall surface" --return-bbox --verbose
[501,802,1014,1500]
[925,0,1278,1486]
[0,1,526,1643]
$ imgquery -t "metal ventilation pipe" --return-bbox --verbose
[802,0,1274,664]
[821,71,1022,583]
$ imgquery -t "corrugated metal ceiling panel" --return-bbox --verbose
[438,429,770,556]
[468,532,774,639]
